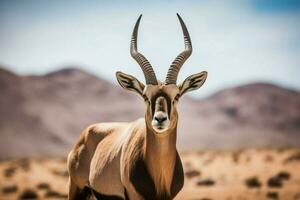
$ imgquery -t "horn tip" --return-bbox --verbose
[135,14,142,26]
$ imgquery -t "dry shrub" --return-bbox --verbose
[196,179,215,187]
[245,177,261,188]
[44,189,68,198]
[36,182,50,190]
[185,169,201,178]
[276,171,291,181]
[267,171,291,188]
[19,189,38,199]
[267,177,282,188]
[265,154,274,163]
[266,191,278,199]
[2,185,18,193]
[17,159,30,171]
[4,166,16,178]
[294,193,300,200]
[232,150,242,163]
[52,169,69,177]
[284,152,300,164]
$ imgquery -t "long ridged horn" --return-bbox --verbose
[131,14,158,85]
[165,13,192,85]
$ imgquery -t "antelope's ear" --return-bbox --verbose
[116,71,145,96]
[179,71,207,96]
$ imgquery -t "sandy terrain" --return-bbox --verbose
[0,148,300,200]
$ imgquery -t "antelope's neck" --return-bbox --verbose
[144,126,177,195]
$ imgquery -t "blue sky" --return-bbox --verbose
[0,0,299,97]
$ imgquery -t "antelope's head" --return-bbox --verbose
[116,14,207,135]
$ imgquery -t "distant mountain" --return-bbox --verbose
[178,83,300,149]
[0,67,143,159]
[0,67,300,159]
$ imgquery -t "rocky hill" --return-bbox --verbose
[0,67,299,159]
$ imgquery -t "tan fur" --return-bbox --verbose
[67,75,209,200]
[67,14,208,199]
[67,116,177,198]
[67,81,204,200]
[145,129,177,196]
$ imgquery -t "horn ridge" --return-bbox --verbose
[165,13,193,85]
[130,14,158,85]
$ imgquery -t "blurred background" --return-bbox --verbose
[0,0,300,199]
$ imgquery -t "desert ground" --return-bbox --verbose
[0,148,300,200]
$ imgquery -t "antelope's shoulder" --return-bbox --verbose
[68,121,131,173]
[73,122,129,149]
[88,119,145,197]
[67,122,129,189]
[89,118,145,170]
[122,118,147,156]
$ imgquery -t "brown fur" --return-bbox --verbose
[67,14,207,200]
[67,117,184,200]
[67,80,207,200]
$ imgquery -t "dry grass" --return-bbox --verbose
[0,149,300,200]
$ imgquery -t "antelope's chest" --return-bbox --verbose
[126,153,184,200]
[128,157,172,200]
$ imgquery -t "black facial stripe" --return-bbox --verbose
[151,92,171,118]
[126,84,142,95]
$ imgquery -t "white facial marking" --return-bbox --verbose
[152,111,170,133]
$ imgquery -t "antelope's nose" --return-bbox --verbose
[155,116,167,124]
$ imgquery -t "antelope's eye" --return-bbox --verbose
[174,94,180,102]
[142,94,148,101]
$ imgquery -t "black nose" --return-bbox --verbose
[155,116,167,124]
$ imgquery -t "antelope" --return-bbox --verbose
[67,14,208,200]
